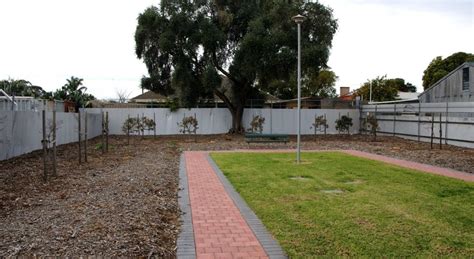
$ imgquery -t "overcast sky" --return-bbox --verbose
[0,0,473,99]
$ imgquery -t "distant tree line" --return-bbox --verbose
[0,76,95,108]
[422,52,474,90]
[355,76,417,102]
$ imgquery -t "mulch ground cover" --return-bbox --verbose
[0,134,472,257]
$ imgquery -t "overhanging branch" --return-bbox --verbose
[214,89,235,112]
[211,52,240,86]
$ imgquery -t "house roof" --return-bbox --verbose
[397,91,419,100]
[130,91,166,100]
[419,61,474,97]
[368,98,420,105]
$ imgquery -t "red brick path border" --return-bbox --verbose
[185,151,268,259]
[342,150,474,182]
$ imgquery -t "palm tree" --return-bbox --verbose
[54,76,95,108]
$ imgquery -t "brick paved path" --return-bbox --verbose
[184,151,268,259]
[342,150,474,182]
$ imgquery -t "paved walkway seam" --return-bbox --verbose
[207,155,287,259]
[177,154,196,259]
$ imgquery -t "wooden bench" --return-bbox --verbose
[245,133,289,143]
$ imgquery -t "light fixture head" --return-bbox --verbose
[292,14,306,24]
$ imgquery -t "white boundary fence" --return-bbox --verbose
[361,102,474,148]
[0,110,101,161]
[2,102,473,161]
[86,108,360,136]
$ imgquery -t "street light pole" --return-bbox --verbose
[292,14,305,164]
[369,81,373,103]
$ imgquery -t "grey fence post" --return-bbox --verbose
[445,102,449,145]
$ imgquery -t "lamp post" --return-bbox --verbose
[292,14,305,164]
[369,81,373,103]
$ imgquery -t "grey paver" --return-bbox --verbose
[177,154,196,259]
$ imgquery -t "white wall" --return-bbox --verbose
[0,111,101,161]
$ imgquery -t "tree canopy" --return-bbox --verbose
[422,52,474,90]
[355,76,417,102]
[0,78,45,97]
[53,76,95,108]
[302,69,338,98]
[135,0,338,132]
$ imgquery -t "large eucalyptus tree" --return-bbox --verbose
[135,0,337,132]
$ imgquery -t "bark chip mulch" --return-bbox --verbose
[1,134,472,257]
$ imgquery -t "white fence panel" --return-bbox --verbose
[244,108,361,135]
[87,108,233,135]
[0,111,101,161]
[361,102,474,148]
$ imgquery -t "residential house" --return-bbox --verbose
[419,62,473,103]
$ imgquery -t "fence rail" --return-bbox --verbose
[0,98,65,112]
[361,102,474,148]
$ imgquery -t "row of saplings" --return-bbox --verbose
[121,114,200,143]
[119,113,380,140]
[249,114,378,139]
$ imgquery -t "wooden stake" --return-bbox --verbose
[127,114,130,145]
[393,104,396,136]
[137,114,140,138]
[324,113,327,135]
[78,111,82,164]
[439,113,442,150]
[85,111,88,162]
[153,112,156,139]
[445,102,449,145]
[52,106,57,176]
[430,114,434,149]
[106,111,109,152]
[101,111,105,154]
[417,103,421,142]
[42,109,48,181]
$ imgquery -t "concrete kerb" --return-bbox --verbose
[177,154,196,259]
[207,154,287,259]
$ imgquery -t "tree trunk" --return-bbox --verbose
[229,105,245,134]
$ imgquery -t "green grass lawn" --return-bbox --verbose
[210,152,474,257]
